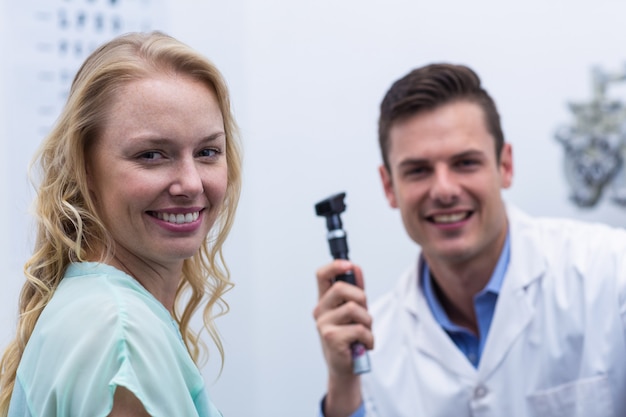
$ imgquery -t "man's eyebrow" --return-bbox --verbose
[396,149,486,168]
[453,149,485,159]
[398,157,429,168]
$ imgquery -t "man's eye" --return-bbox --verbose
[407,167,428,176]
[457,159,478,167]
[139,151,163,160]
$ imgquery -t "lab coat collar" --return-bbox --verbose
[400,258,478,378]
[477,203,547,379]
[503,203,548,290]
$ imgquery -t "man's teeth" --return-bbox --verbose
[156,212,200,224]
[433,213,466,224]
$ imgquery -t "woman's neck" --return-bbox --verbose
[107,249,183,312]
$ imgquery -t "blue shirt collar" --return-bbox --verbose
[421,231,511,332]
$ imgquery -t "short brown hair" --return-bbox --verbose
[378,63,504,171]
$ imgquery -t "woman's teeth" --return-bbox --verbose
[155,211,200,224]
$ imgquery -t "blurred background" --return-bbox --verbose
[1,1,626,415]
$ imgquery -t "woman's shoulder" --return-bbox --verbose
[18,262,193,387]
[53,262,169,321]
[15,263,205,416]
[30,262,178,358]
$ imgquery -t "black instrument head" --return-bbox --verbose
[315,192,347,231]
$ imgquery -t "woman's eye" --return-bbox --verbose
[198,148,220,158]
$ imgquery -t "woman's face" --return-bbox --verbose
[87,74,228,269]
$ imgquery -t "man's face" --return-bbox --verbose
[379,100,513,267]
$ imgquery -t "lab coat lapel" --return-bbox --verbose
[477,206,546,379]
[407,259,477,379]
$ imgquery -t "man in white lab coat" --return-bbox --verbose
[313,63,626,417]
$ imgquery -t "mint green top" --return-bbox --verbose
[8,262,222,417]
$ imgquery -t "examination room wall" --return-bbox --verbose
[2,1,626,416]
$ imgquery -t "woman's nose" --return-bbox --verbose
[169,158,203,198]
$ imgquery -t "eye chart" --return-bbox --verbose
[2,0,169,267]
[6,0,169,136]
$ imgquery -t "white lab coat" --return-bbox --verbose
[361,205,626,417]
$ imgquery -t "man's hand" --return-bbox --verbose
[313,259,373,417]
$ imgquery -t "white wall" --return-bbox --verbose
[0,0,26,353]
[0,0,13,340]
[2,1,626,416]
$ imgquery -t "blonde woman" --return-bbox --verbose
[0,31,242,417]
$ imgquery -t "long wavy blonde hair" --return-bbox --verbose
[0,31,242,416]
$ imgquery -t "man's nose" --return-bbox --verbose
[429,166,460,205]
